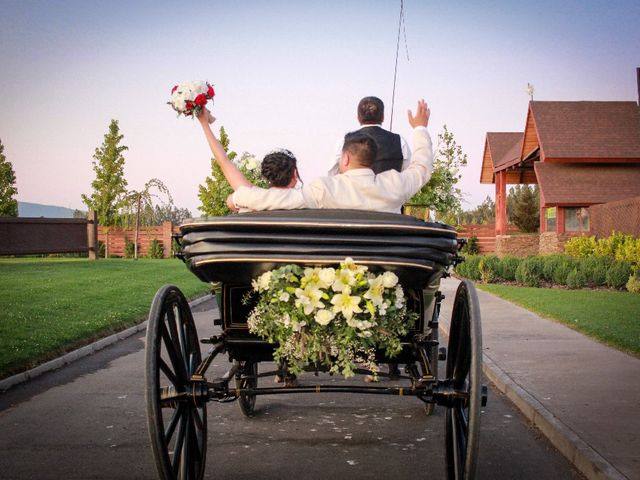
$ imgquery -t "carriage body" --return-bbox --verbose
[179,209,457,364]
[145,210,485,480]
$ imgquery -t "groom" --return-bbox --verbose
[221,99,433,213]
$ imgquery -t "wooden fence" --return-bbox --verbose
[0,212,98,258]
[456,223,519,254]
[97,221,177,258]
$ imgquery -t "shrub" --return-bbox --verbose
[462,236,480,255]
[455,255,482,280]
[606,261,633,290]
[515,256,544,287]
[566,268,586,289]
[172,238,183,257]
[626,273,640,293]
[564,235,597,258]
[578,256,613,286]
[498,256,521,281]
[147,239,164,259]
[124,237,135,259]
[541,255,570,282]
[98,240,106,258]
[478,255,500,283]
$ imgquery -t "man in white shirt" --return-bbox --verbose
[329,96,411,176]
[195,100,432,213]
[228,99,432,213]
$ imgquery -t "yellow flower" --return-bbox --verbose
[332,268,355,292]
[364,276,385,307]
[341,257,367,275]
[294,284,324,315]
[330,287,363,321]
[314,309,335,326]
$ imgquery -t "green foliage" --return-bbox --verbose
[564,235,597,257]
[540,254,576,285]
[123,237,135,259]
[98,240,106,258]
[515,256,544,287]
[0,138,18,217]
[198,126,269,216]
[147,239,164,259]
[579,256,613,286]
[462,236,480,255]
[458,196,495,225]
[506,185,539,232]
[478,255,500,283]
[408,125,467,222]
[606,261,633,290]
[171,238,183,258]
[626,273,640,294]
[455,255,482,280]
[565,232,640,265]
[566,268,587,289]
[498,256,521,281]
[81,120,129,226]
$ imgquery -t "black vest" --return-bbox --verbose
[361,126,404,174]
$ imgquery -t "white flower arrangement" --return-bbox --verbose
[247,258,417,378]
[168,80,215,117]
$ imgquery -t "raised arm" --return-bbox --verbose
[196,108,253,190]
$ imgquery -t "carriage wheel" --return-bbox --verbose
[235,361,258,417]
[145,285,207,480]
[444,280,482,480]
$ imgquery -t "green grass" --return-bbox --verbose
[0,258,211,379]
[477,284,640,356]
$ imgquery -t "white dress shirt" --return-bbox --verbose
[232,126,432,214]
[328,124,412,176]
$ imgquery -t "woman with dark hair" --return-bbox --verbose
[261,149,301,189]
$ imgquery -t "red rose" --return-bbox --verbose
[194,93,207,107]
[207,84,215,98]
[171,85,178,94]
[185,100,194,111]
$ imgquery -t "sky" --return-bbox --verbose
[1,0,638,216]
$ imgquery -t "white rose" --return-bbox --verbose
[245,156,259,171]
[315,309,335,326]
[318,268,336,286]
[381,271,399,288]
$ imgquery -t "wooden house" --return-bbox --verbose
[480,100,640,237]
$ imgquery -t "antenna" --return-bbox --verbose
[389,0,409,131]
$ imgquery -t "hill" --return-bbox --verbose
[17,201,82,218]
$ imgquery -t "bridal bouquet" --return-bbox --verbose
[168,81,215,117]
[246,258,416,378]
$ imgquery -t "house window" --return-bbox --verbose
[545,207,556,232]
[564,207,590,232]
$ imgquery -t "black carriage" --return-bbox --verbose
[144,209,486,480]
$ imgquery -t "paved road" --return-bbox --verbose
[0,298,585,479]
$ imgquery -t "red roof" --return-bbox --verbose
[529,101,640,160]
[534,163,640,206]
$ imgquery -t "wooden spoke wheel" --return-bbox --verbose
[235,361,258,417]
[145,285,207,480]
[445,280,482,480]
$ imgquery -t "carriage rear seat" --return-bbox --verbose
[179,209,459,288]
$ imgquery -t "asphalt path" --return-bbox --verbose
[0,298,585,479]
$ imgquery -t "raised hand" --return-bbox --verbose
[407,100,430,128]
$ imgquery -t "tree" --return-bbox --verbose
[198,126,268,216]
[507,184,539,232]
[149,204,193,225]
[120,178,173,259]
[81,120,129,227]
[0,138,18,217]
[407,125,468,222]
[458,196,495,225]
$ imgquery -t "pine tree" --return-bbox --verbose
[507,185,539,232]
[81,120,129,226]
[0,138,19,217]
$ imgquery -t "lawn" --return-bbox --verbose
[477,284,640,356]
[0,258,211,379]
